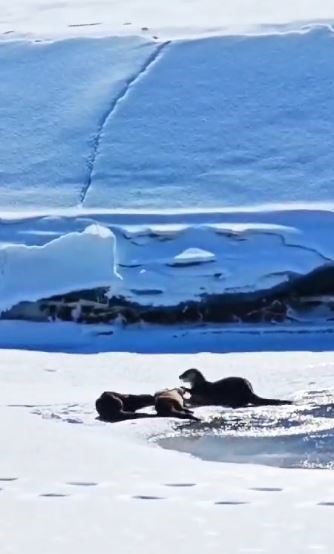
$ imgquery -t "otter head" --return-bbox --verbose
[179,368,206,388]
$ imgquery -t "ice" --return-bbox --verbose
[169,247,216,266]
[0,348,333,554]
[0,208,334,310]
[0,224,120,312]
[2,319,334,353]
[210,222,299,234]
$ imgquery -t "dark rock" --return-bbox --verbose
[3,262,334,326]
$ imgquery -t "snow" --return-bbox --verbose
[1,6,333,310]
[0,208,333,309]
[1,2,334,551]
[86,30,334,210]
[0,37,158,209]
[0,224,120,312]
[1,0,334,41]
[169,247,216,266]
[1,29,334,211]
[1,348,333,553]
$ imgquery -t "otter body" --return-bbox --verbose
[96,389,200,423]
[179,369,292,409]
[154,388,200,421]
[96,391,155,422]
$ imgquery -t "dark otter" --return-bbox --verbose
[179,369,292,409]
[154,388,200,421]
[96,391,156,422]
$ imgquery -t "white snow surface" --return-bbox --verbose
[1,0,334,41]
[1,348,333,553]
[169,247,216,266]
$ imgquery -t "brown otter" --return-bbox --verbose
[179,369,292,409]
[154,388,200,421]
[96,391,156,422]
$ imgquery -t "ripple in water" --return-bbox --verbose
[157,389,334,470]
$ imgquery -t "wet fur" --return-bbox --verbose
[179,369,292,409]
[96,389,200,423]
[154,388,200,421]
[95,391,155,422]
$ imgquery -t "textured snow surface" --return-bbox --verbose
[1,29,334,210]
[1,349,333,554]
[0,37,157,208]
[85,30,334,210]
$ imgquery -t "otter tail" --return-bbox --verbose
[250,394,292,407]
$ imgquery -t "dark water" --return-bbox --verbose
[158,390,334,469]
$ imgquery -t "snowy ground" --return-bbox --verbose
[1,349,333,554]
[1,0,334,41]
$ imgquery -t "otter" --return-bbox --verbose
[96,391,156,422]
[96,389,200,423]
[179,369,292,409]
[154,387,200,421]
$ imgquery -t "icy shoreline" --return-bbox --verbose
[1,208,334,326]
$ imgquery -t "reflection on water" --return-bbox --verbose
[157,389,334,469]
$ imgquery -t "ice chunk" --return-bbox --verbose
[0,224,120,312]
[169,247,216,266]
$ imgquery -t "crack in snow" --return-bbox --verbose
[79,40,171,205]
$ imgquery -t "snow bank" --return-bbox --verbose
[0,224,120,312]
